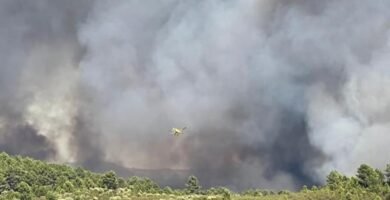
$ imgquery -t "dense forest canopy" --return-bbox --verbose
[0,152,389,199]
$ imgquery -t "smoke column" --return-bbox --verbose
[1,0,390,190]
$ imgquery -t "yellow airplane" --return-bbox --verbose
[171,127,187,136]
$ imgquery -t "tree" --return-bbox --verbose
[84,177,96,189]
[5,169,22,190]
[356,164,386,194]
[185,175,201,194]
[326,171,350,190]
[127,176,139,186]
[0,176,10,193]
[118,177,126,188]
[142,178,159,192]
[216,187,231,200]
[163,186,173,194]
[301,185,309,192]
[55,175,67,188]
[357,164,384,188]
[46,191,57,200]
[385,164,390,184]
[75,167,86,178]
[279,190,291,194]
[32,185,49,197]
[16,182,32,200]
[101,171,119,190]
[62,180,74,193]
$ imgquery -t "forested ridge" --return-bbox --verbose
[0,152,389,200]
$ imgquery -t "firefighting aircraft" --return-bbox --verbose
[171,127,187,136]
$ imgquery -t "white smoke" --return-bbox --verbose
[308,47,390,180]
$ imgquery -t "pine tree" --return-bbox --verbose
[185,175,201,194]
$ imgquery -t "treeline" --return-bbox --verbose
[0,152,230,199]
[239,163,390,199]
[0,152,389,200]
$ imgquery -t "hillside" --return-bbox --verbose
[0,152,389,200]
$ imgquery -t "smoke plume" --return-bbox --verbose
[1,0,390,191]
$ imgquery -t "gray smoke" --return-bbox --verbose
[1,0,390,191]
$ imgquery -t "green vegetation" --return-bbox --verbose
[0,152,389,199]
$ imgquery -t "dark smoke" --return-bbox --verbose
[0,0,93,162]
[72,115,105,170]
[1,0,390,191]
[0,123,56,160]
